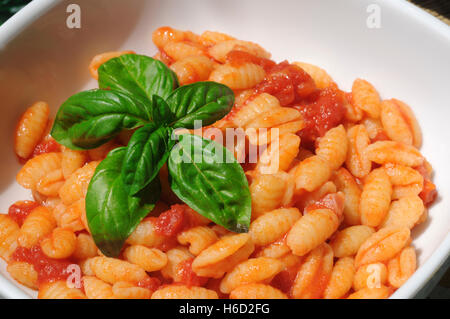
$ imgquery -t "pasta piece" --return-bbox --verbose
[112,282,152,299]
[72,233,98,260]
[332,168,362,225]
[230,283,287,299]
[0,215,20,261]
[152,285,218,299]
[391,99,422,148]
[14,101,49,159]
[293,62,333,89]
[16,153,62,190]
[387,246,416,288]
[384,163,424,199]
[294,155,332,192]
[355,227,410,267]
[161,247,193,281]
[61,148,87,179]
[330,225,375,258]
[353,263,388,291]
[351,79,381,119]
[163,41,205,61]
[38,281,86,299]
[316,125,348,170]
[40,227,77,259]
[323,257,355,299]
[208,40,270,63]
[199,30,236,46]
[192,233,254,278]
[124,245,168,272]
[359,168,392,227]
[126,218,165,248]
[83,276,114,299]
[7,261,38,289]
[88,256,149,284]
[177,226,218,255]
[230,93,279,128]
[58,161,99,205]
[36,169,65,197]
[209,63,266,90]
[380,196,424,229]
[170,55,217,85]
[365,141,423,167]
[152,26,190,48]
[249,173,288,219]
[249,208,301,246]
[345,124,371,178]
[296,181,337,212]
[18,206,56,248]
[255,133,300,174]
[347,286,391,299]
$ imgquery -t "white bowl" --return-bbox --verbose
[0,0,449,299]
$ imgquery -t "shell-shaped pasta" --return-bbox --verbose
[249,173,287,218]
[89,51,135,79]
[177,226,218,255]
[40,227,76,259]
[362,117,386,140]
[61,148,87,179]
[249,120,305,146]
[359,168,392,227]
[347,286,391,299]
[365,141,423,167]
[112,282,152,299]
[293,62,333,89]
[59,199,85,232]
[18,206,56,248]
[332,168,362,225]
[296,181,337,212]
[380,196,424,229]
[7,261,38,289]
[255,236,291,259]
[209,63,266,90]
[83,276,114,299]
[231,93,280,128]
[0,215,20,261]
[58,161,99,205]
[387,246,416,288]
[245,107,302,129]
[14,101,50,159]
[351,79,381,119]
[170,55,217,85]
[151,285,218,299]
[256,133,300,173]
[249,208,301,246]
[230,283,287,299]
[323,257,355,299]
[384,163,424,199]
[355,227,410,267]
[287,208,340,257]
[199,30,236,46]
[192,233,254,278]
[36,169,64,197]
[391,99,422,148]
[16,153,62,190]
[291,243,334,299]
[343,93,363,122]
[294,155,332,192]
[72,233,98,260]
[124,245,168,272]
[126,218,165,248]
[353,263,388,291]
[316,125,348,170]
[152,26,189,48]
[220,257,283,293]
[38,281,86,299]
[163,41,205,61]
[345,124,371,178]
[88,256,148,284]
[208,40,270,63]
[330,225,375,258]
[161,247,193,281]
[381,99,414,146]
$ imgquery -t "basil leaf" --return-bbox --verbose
[86,147,160,257]
[166,82,234,128]
[151,94,175,125]
[168,134,251,232]
[121,123,174,195]
[51,89,149,150]
[98,54,179,113]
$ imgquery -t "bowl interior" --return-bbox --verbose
[0,0,449,298]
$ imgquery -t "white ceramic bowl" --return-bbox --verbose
[0,0,449,299]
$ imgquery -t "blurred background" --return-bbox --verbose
[0,0,449,299]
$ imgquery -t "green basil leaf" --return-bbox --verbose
[151,94,175,125]
[166,82,234,129]
[86,147,161,257]
[51,89,149,150]
[121,123,174,195]
[168,134,251,232]
[98,54,179,113]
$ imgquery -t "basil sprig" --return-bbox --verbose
[51,54,251,257]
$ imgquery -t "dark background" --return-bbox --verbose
[0,0,449,299]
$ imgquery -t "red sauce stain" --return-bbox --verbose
[11,245,72,286]
[415,163,437,206]
[154,204,187,237]
[32,138,60,158]
[293,86,346,148]
[175,258,208,287]
[137,277,161,292]
[255,61,317,106]
[8,201,39,226]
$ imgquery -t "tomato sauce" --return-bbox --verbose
[255,61,317,106]
[32,138,61,158]
[11,246,72,286]
[8,201,39,226]
[175,258,208,287]
[293,86,346,148]
[154,204,187,237]
[226,50,276,72]
[271,267,298,295]
[137,276,161,292]
[415,164,437,206]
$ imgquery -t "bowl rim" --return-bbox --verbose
[0,0,449,299]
